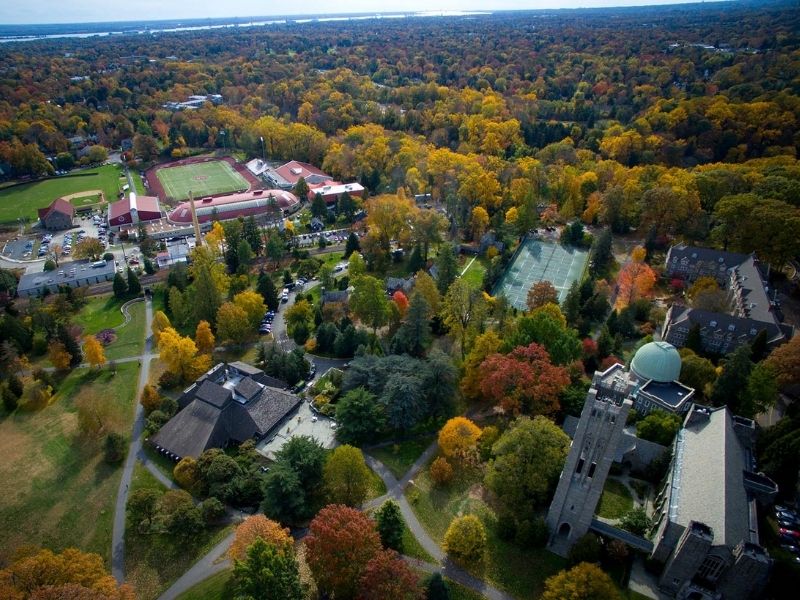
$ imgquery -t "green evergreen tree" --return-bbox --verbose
[293,177,309,202]
[685,323,704,354]
[113,272,128,299]
[311,193,327,218]
[126,268,142,296]
[257,270,279,311]
[243,216,263,255]
[233,538,303,600]
[407,244,424,273]
[375,500,404,552]
[710,344,754,411]
[425,573,451,600]
[344,232,361,258]
[562,281,581,326]
[390,291,432,357]
[435,243,459,296]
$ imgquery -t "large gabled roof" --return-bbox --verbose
[38,197,74,220]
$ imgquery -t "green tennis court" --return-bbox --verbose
[493,238,588,310]
[156,160,249,201]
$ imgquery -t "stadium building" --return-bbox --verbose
[167,189,300,225]
[108,193,162,231]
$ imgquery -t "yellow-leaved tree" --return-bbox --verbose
[194,320,215,354]
[233,290,267,330]
[438,417,482,463]
[157,327,210,382]
[48,339,72,371]
[84,335,106,369]
[151,310,172,346]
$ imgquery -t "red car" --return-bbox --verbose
[779,528,800,539]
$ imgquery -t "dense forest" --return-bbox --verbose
[1,2,799,249]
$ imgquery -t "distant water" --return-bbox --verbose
[0,11,492,44]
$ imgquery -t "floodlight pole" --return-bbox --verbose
[260,136,266,162]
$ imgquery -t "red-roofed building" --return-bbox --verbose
[307,181,365,205]
[108,193,162,230]
[167,189,300,224]
[38,198,75,230]
[267,160,331,189]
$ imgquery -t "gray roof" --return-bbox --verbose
[17,260,116,295]
[150,363,300,459]
[229,361,263,376]
[322,289,349,304]
[729,256,773,324]
[386,276,414,293]
[669,406,750,547]
[666,244,750,272]
[665,305,791,346]
[234,376,262,402]
[195,380,232,409]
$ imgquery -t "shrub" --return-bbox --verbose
[567,534,602,566]
[515,517,548,548]
[158,370,182,390]
[429,456,454,486]
[173,456,199,490]
[95,328,116,346]
[103,252,114,261]
[199,497,225,524]
[443,515,486,564]
[104,432,127,464]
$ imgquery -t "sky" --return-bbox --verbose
[0,1,722,25]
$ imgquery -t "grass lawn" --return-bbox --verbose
[175,569,233,600]
[402,521,436,563]
[130,170,147,195]
[69,192,104,207]
[71,295,146,361]
[214,344,260,366]
[0,165,123,225]
[407,459,565,599]
[126,463,235,600]
[156,160,248,201]
[0,363,140,564]
[460,256,487,289]
[368,436,434,480]
[597,479,634,520]
[365,466,388,501]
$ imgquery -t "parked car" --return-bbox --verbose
[779,528,800,539]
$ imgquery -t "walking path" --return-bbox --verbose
[111,296,153,582]
[364,440,513,600]
[460,255,477,277]
[157,530,235,600]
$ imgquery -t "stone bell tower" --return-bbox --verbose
[546,363,633,557]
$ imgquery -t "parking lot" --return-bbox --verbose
[293,227,352,248]
[1,211,108,261]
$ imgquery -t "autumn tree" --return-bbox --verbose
[392,290,409,316]
[140,383,162,414]
[429,456,454,486]
[0,547,134,600]
[158,327,210,382]
[527,280,558,311]
[234,290,267,330]
[173,456,199,491]
[442,278,487,359]
[444,515,486,564]
[151,310,172,346]
[358,549,424,600]
[229,514,293,561]
[460,330,502,401]
[84,335,106,369]
[216,301,251,344]
[374,499,404,552]
[614,255,656,310]
[195,320,215,354]
[470,206,490,240]
[414,270,441,315]
[438,417,482,463]
[766,335,800,387]
[305,504,382,600]
[479,342,569,416]
[350,275,390,333]
[48,339,72,371]
[541,562,622,600]
[73,237,105,260]
[324,444,372,507]
[485,416,570,518]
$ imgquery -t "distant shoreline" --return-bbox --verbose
[0,11,493,44]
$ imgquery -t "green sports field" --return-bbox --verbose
[0,165,123,225]
[156,160,249,201]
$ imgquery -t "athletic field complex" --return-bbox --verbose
[493,238,589,310]
[155,159,249,201]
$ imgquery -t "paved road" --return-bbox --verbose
[157,530,236,600]
[111,296,153,582]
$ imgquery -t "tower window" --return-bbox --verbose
[587,462,597,478]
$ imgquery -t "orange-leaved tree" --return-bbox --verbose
[84,335,106,369]
[229,514,293,561]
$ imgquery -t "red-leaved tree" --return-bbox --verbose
[479,342,570,416]
[392,290,409,316]
[357,549,424,600]
[305,504,382,600]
